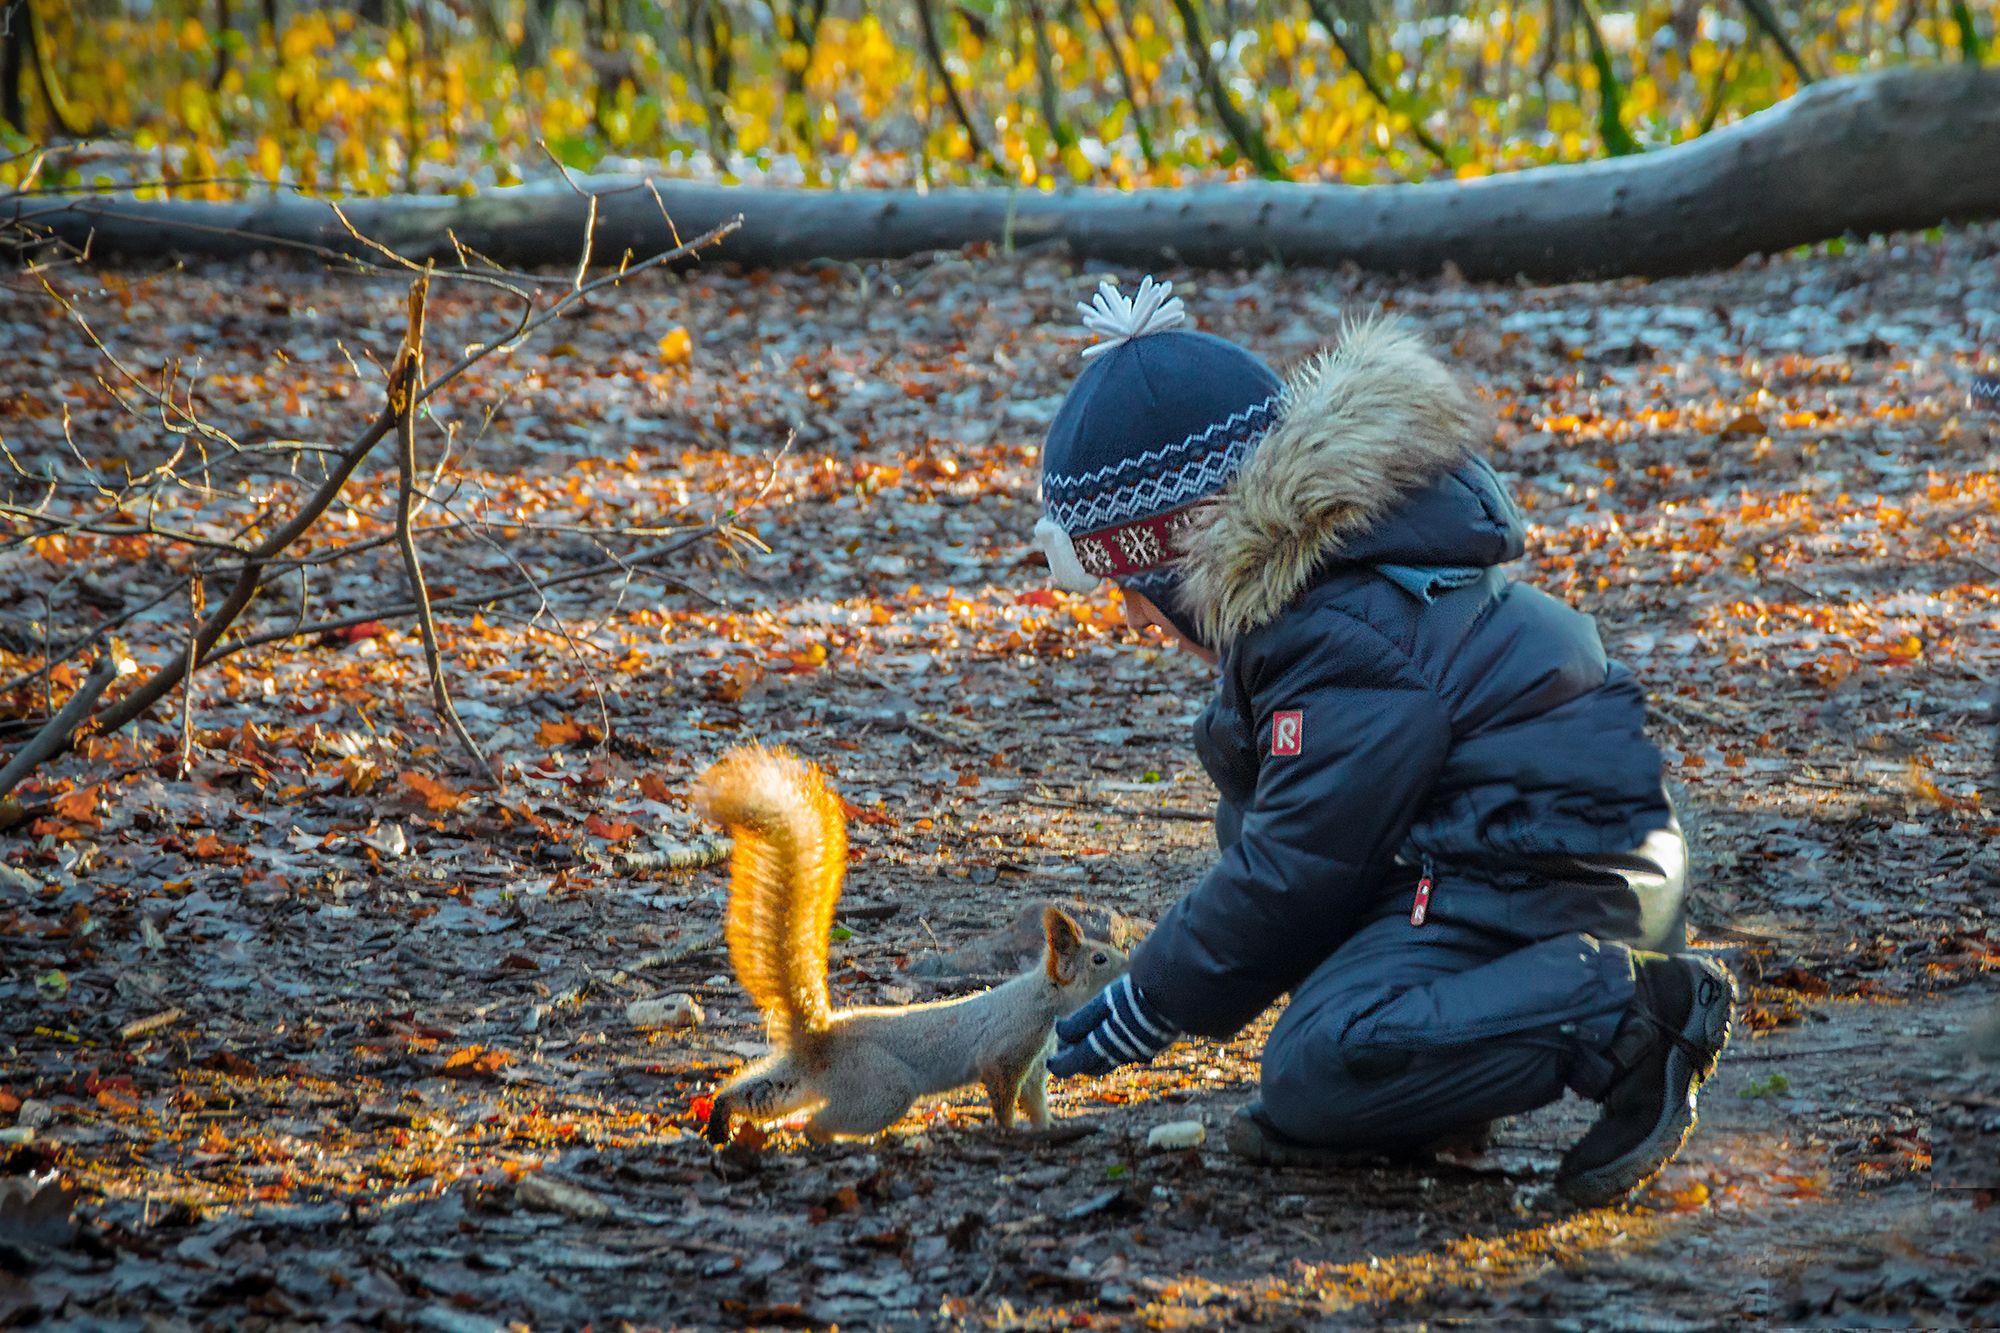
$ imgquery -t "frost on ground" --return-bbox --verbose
[0,227,1996,1328]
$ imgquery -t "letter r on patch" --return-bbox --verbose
[1271,710,1303,757]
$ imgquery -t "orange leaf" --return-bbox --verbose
[538,717,584,748]
[637,773,674,804]
[839,797,897,828]
[442,1045,511,1078]
[0,1090,20,1115]
[1015,588,1060,607]
[189,834,247,864]
[585,814,639,842]
[401,771,465,812]
[53,785,100,823]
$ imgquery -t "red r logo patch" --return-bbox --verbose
[1271,710,1303,757]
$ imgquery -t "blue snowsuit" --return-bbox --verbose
[1125,324,1686,1150]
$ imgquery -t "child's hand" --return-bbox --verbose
[1048,975,1178,1077]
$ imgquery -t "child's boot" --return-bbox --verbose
[1555,953,1735,1206]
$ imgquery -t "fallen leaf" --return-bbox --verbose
[538,717,584,748]
[585,814,639,842]
[401,771,465,812]
[52,786,100,824]
[441,1045,511,1079]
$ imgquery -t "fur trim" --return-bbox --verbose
[1176,316,1486,646]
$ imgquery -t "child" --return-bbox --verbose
[1036,279,1733,1207]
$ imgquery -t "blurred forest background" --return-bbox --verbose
[2,0,1993,199]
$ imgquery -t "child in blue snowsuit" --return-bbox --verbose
[1038,280,1735,1206]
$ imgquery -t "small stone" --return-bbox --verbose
[627,992,704,1031]
[515,1173,611,1221]
[1146,1119,1206,1151]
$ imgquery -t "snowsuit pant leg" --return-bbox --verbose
[1258,915,1639,1151]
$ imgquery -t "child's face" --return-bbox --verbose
[1122,589,1219,665]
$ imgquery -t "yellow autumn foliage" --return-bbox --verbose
[0,1,1991,197]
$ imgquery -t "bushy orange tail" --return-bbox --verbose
[693,747,847,1049]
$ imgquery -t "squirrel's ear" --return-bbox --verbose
[1043,907,1084,986]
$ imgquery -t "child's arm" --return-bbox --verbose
[1127,612,1452,1039]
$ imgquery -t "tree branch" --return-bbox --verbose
[0,651,115,806]
[1168,0,1285,178]
[913,0,1007,179]
[1301,0,1452,169]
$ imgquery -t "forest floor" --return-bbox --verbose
[1,224,1997,1330]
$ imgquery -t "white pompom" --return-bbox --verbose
[1076,275,1186,360]
[1034,516,1101,593]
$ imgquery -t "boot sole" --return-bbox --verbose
[1224,1107,1491,1169]
[1224,1108,1379,1168]
[1556,956,1736,1208]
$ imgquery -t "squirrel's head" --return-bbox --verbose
[1041,906,1128,1008]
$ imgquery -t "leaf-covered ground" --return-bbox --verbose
[2,228,1997,1329]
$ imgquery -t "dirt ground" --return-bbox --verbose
[1,224,1997,1329]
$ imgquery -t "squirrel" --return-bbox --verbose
[694,746,1128,1145]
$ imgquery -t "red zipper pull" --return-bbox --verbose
[1410,856,1433,927]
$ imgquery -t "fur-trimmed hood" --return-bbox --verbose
[1176,318,1511,646]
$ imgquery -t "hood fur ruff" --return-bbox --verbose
[1176,317,1487,647]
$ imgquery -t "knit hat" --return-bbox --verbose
[1035,277,1284,645]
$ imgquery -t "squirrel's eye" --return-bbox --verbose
[1092,952,1108,965]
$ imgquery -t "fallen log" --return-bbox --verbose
[7,67,1999,281]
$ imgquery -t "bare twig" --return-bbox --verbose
[0,215,740,787]
[0,653,117,806]
[208,524,725,661]
[390,268,492,781]
[177,573,200,778]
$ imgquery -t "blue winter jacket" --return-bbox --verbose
[1129,321,1678,1040]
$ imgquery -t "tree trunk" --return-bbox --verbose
[0,1,26,134]
[9,68,1999,283]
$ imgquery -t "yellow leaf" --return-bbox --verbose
[256,134,284,183]
[658,327,692,366]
